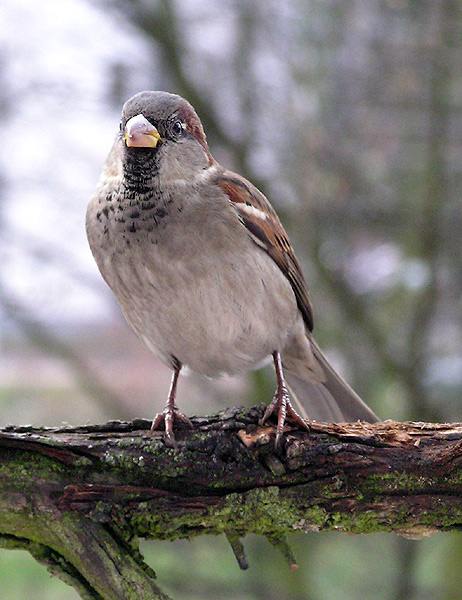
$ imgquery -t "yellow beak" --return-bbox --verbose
[124,114,161,148]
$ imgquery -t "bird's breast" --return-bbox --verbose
[87,186,300,376]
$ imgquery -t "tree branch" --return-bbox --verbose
[1,405,462,599]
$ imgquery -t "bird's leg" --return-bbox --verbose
[150,362,193,445]
[261,351,310,446]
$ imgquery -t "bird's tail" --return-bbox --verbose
[283,336,378,423]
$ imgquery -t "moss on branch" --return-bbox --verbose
[1,404,462,598]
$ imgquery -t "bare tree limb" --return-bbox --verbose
[1,405,462,599]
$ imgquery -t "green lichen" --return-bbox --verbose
[367,471,437,494]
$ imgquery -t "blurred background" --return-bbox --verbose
[0,0,461,598]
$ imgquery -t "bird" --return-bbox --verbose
[86,90,378,447]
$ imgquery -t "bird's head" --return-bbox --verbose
[119,91,214,185]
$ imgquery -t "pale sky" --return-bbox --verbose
[0,0,153,325]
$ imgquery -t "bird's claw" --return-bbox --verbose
[150,407,193,446]
[261,386,309,447]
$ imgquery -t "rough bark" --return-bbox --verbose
[1,404,462,599]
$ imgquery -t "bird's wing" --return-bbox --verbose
[216,170,314,331]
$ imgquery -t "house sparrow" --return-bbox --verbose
[86,91,378,446]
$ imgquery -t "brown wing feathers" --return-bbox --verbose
[216,172,314,332]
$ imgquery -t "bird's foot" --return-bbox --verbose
[150,406,193,447]
[261,386,309,447]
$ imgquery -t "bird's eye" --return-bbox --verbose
[171,119,185,137]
